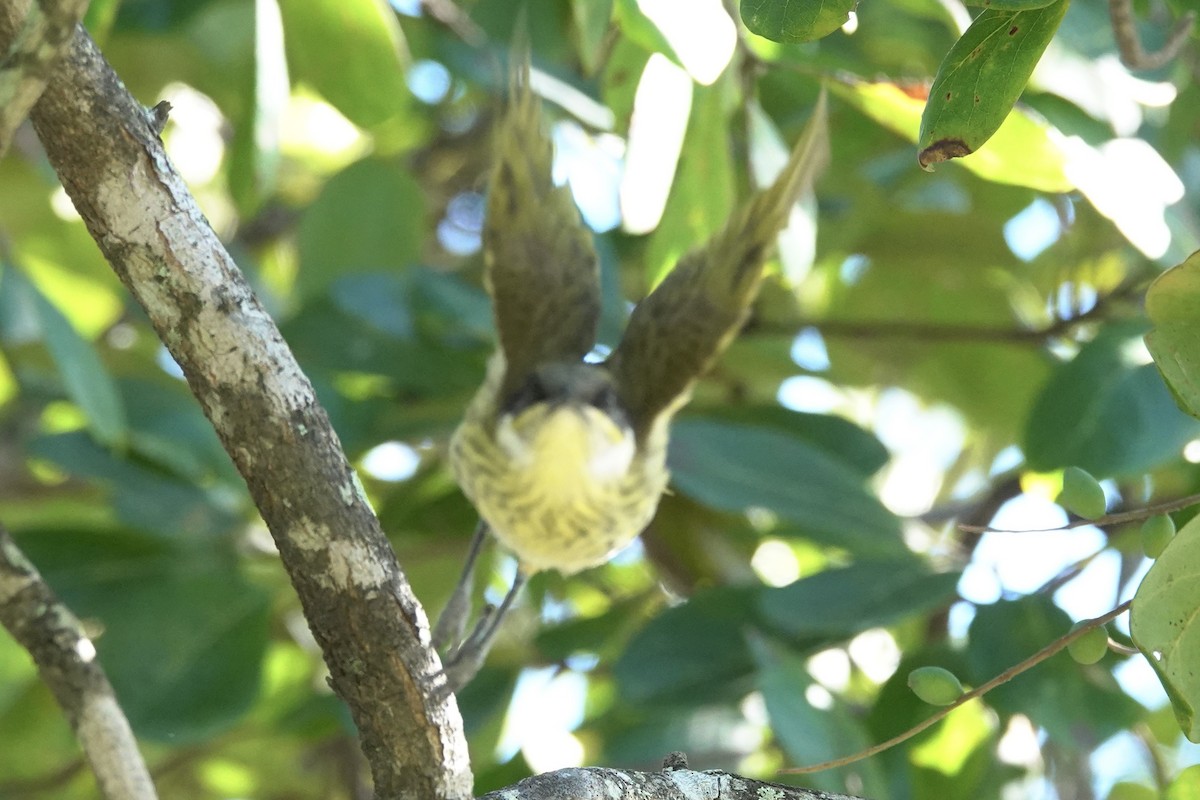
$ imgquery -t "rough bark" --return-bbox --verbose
[479,763,865,800]
[0,5,472,798]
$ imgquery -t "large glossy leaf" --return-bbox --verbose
[295,159,426,298]
[1145,251,1200,420]
[1023,324,1200,476]
[13,527,270,741]
[1132,513,1200,741]
[690,406,889,477]
[668,418,904,555]
[758,561,961,639]
[740,0,855,43]
[276,0,408,128]
[918,0,1069,169]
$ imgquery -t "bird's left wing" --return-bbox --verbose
[484,54,601,402]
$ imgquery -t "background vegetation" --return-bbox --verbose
[1,0,1199,798]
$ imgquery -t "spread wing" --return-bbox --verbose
[484,54,600,402]
[608,92,829,441]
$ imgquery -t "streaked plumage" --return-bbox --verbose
[441,50,826,685]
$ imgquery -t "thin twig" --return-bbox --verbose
[0,524,158,800]
[1109,0,1196,71]
[781,600,1133,774]
[958,492,1200,535]
[419,0,486,47]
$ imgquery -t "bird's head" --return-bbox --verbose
[495,364,635,482]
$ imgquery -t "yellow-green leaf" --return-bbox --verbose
[1145,251,1200,420]
[832,79,1071,192]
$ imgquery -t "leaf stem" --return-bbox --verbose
[958,492,1200,535]
[780,600,1133,774]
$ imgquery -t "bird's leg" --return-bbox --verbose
[432,520,489,652]
[440,570,528,694]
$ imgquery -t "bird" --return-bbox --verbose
[435,50,828,691]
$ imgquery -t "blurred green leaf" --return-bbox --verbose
[277,0,409,128]
[691,406,890,477]
[751,634,884,794]
[669,418,904,555]
[614,586,759,703]
[1024,323,1200,476]
[572,0,614,74]
[740,0,855,43]
[1167,765,1200,800]
[14,527,270,741]
[758,562,961,639]
[645,78,734,285]
[1132,514,1200,742]
[296,158,426,299]
[611,0,683,68]
[919,0,1069,169]
[1,267,127,447]
[30,432,240,537]
[1146,251,1200,419]
[965,0,1058,6]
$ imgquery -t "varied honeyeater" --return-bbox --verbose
[439,54,827,688]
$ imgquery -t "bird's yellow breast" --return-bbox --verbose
[450,383,669,575]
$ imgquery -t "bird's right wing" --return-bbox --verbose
[608,92,829,441]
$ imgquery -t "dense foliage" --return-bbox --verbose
[1,0,1199,798]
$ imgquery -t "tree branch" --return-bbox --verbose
[1108,0,1196,71]
[0,0,87,157]
[0,8,472,799]
[0,524,156,800]
[479,763,866,800]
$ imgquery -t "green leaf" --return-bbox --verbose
[296,159,426,299]
[739,0,855,43]
[276,0,409,128]
[689,406,890,478]
[668,418,904,555]
[572,0,614,74]
[1146,251,1200,419]
[968,598,1142,744]
[14,527,270,741]
[831,79,1072,192]
[918,0,1069,169]
[1023,324,1200,476]
[758,562,961,639]
[2,267,127,447]
[612,0,683,68]
[1132,513,1200,742]
[614,586,760,703]
[30,432,241,537]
